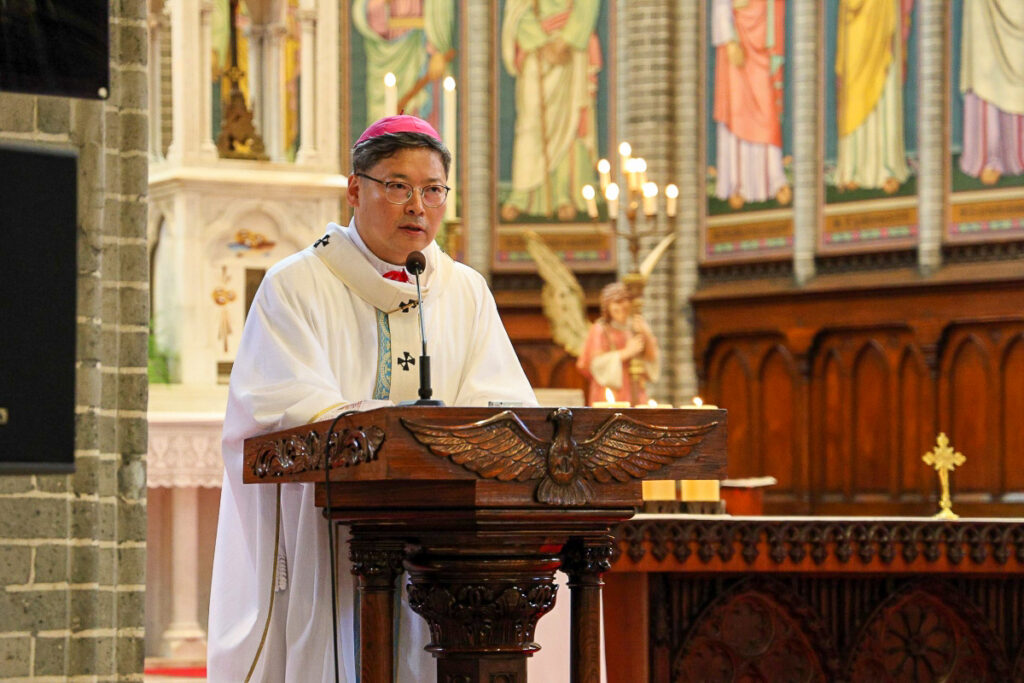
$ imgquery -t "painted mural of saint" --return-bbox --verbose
[834,0,914,194]
[352,0,454,129]
[959,0,1024,185]
[500,0,601,222]
[711,0,789,210]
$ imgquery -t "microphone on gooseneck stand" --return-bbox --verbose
[401,250,444,406]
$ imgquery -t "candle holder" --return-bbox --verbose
[581,142,678,406]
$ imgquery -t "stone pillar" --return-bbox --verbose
[295,9,318,165]
[167,0,200,163]
[619,0,676,404]
[199,0,218,158]
[160,487,208,658]
[917,0,946,274]
[792,0,819,285]
[246,24,266,144]
[463,1,494,278]
[263,22,288,161]
[670,1,702,405]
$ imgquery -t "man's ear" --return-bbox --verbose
[347,173,360,207]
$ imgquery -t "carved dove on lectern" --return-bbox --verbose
[400,408,717,506]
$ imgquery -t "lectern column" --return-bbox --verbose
[404,535,562,683]
[349,537,406,682]
[562,537,614,683]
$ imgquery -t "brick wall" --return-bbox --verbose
[0,0,150,679]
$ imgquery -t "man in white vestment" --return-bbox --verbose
[207,115,572,682]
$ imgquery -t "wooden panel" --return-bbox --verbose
[852,343,890,496]
[609,518,1024,683]
[819,350,845,495]
[760,348,798,493]
[898,348,932,498]
[1004,336,1024,492]
[717,349,755,479]
[692,267,1024,516]
[945,332,994,495]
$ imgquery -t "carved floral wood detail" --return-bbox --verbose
[250,425,385,477]
[406,581,558,652]
[846,583,1011,682]
[609,519,1024,683]
[672,581,837,682]
[614,519,1024,567]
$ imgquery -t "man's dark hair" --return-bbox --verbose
[351,132,451,177]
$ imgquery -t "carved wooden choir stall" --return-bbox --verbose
[243,405,727,683]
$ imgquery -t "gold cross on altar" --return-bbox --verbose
[922,432,966,520]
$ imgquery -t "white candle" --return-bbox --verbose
[642,181,658,216]
[624,158,639,192]
[618,141,631,175]
[643,480,677,501]
[665,184,679,218]
[679,480,721,502]
[605,183,620,219]
[636,157,648,188]
[597,158,611,193]
[582,184,598,219]
[691,396,718,410]
[593,387,630,409]
[443,77,457,221]
[383,72,397,116]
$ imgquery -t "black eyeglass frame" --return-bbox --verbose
[355,172,450,207]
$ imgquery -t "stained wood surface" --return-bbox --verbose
[691,268,1024,516]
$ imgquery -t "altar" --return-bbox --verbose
[604,515,1024,682]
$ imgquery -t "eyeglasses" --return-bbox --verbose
[356,173,450,208]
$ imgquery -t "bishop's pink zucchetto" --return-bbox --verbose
[355,115,442,146]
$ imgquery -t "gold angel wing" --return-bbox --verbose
[578,414,718,483]
[522,230,589,357]
[638,232,677,280]
[400,410,548,481]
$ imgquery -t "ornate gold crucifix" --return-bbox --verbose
[922,432,966,520]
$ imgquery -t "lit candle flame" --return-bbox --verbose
[692,396,704,407]
[605,388,615,403]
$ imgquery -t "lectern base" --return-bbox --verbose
[436,655,526,683]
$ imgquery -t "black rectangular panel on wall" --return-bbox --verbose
[0,144,77,473]
[0,0,109,99]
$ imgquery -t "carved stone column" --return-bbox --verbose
[262,22,288,161]
[199,0,217,158]
[561,537,613,683]
[349,537,406,683]
[294,8,318,164]
[404,538,561,683]
[160,486,208,658]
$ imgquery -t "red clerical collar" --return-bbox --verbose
[382,269,410,283]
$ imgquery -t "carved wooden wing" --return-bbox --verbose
[400,410,548,481]
[579,414,718,483]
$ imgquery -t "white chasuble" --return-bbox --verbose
[207,222,575,683]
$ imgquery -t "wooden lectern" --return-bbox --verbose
[243,406,726,683]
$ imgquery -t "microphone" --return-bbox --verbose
[401,250,444,406]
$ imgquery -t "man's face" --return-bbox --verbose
[348,147,447,265]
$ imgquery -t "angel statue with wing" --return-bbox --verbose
[524,230,673,406]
